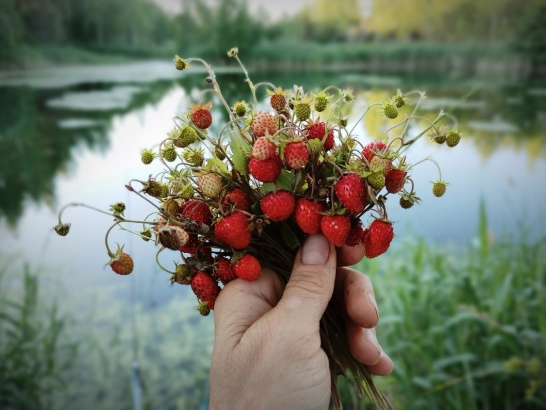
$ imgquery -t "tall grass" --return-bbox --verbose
[0,264,77,409]
[348,206,546,409]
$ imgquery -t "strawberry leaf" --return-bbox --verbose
[261,169,294,193]
[230,130,251,175]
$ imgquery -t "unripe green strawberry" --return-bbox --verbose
[394,90,408,108]
[399,192,420,209]
[182,148,204,166]
[140,228,152,241]
[171,263,193,285]
[109,202,126,216]
[141,148,156,165]
[162,145,177,162]
[180,183,195,199]
[432,181,448,197]
[312,91,330,112]
[339,118,348,127]
[367,172,385,190]
[446,130,461,147]
[174,55,189,70]
[145,180,166,198]
[214,146,226,160]
[294,101,311,122]
[196,301,211,316]
[54,223,71,236]
[162,198,180,216]
[381,101,398,119]
[175,126,198,148]
[232,101,250,117]
[159,183,169,198]
[434,135,446,144]
[198,173,222,198]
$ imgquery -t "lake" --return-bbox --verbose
[0,59,545,408]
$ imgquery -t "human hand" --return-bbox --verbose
[209,233,393,409]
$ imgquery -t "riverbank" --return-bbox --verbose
[2,41,541,79]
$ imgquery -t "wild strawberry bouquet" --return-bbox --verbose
[55,48,460,408]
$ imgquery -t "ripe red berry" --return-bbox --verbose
[222,188,251,212]
[110,252,134,275]
[323,130,335,151]
[261,190,296,221]
[284,141,309,169]
[248,153,282,183]
[362,141,387,163]
[214,256,237,285]
[191,272,221,309]
[345,219,365,247]
[214,212,251,249]
[180,199,211,225]
[335,173,367,213]
[233,254,261,281]
[363,219,394,258]
[321,214,351,247]
[306,121,327,141]
[294,198,326,234]
[385,169,406,194]
[189,102,213,129]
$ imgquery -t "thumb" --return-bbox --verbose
[278,233,337,326]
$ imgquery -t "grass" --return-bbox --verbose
[1,207,544,409]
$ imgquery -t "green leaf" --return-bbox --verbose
[229,130,251,175]
[261,169,295,193]
[204,157,229,176]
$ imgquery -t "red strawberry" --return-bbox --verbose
[345,220,365,247]
[252,136,277,160]
[109,250,134,275]
[251,111,279,137]
[191,272,221,309]
[294,198,326,234]
[335,173,367,213]
[323,130,335,151]
[261,190,295,221]
[267,87,288,112]
[306,121,327,141]
[284,141,309,169]
[385,169,406,194]
[248,153,282,182]
[189,102,212,129]
[362,141,387,163]
[321,214,351,247]
[214,256,237,285]
[222,188,251,212]
[214,212,251,249]
[180,199,211,225]
[363,219,394,258]
[233,254,261,281]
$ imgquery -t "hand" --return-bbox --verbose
[209,233,393,409]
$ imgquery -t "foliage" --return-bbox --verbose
[0,264,77,409]
[343,208,546,409]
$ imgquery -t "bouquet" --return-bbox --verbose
[55,48,460,408]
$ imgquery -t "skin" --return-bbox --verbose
[210,233,393,410]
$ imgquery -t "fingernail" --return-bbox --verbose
[368,292,379,320]
[302,234,330,265]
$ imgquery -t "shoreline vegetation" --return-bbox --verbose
[2,0,545,77]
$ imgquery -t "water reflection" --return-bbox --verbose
[0,64,545,228]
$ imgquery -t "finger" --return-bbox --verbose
[367,353,394,376]
[337,243,365,267]
[335,267,378,329]
[214,268,283,343]
[277,233,337,327]
[346,324,382,366]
